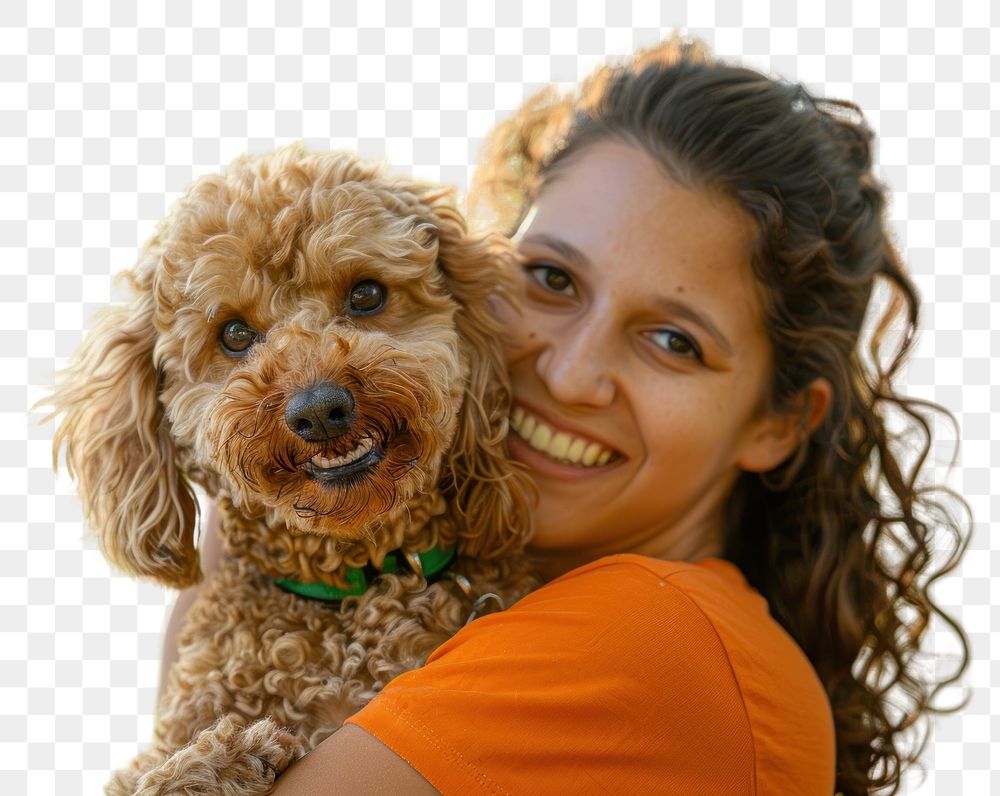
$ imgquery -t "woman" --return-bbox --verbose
[165,36,971,795]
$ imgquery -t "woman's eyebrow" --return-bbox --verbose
[652,295,734,357]
[520,234,593,270]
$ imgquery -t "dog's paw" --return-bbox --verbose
[104,747,170,796]
[104,768,141,796]
[133,715,305,795]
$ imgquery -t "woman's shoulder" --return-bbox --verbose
[347,552,835,793]
[507,551,775,641]
[535,552,838,792]
[432,552,817,696]
[540,551,762,599]
[549,553,834,693]
[423,552,762,672]
[458,552,834,789]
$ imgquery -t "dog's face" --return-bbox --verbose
[157,158,466,538]
[50,145,530,587]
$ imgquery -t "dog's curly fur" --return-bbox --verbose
[47,144,540,794]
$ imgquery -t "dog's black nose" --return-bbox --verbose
[284,381,356,442]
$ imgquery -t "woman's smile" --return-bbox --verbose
[507,400,626,479]
[510,401,624,467]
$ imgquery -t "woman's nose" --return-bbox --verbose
[535,317,617,408]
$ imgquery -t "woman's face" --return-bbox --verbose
[501,140,802,567]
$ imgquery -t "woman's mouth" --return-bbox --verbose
[509,405,622,468]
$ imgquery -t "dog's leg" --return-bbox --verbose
[127,715,303,796]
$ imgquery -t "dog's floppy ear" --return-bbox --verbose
[47,270,200,588]
[411,186,535,558]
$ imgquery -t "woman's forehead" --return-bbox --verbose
[529,145,754,278]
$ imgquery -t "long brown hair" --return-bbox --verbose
[470,34,973,795]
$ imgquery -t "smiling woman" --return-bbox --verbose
[498,140,802,578]
[178,34,970,796]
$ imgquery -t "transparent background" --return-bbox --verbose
[6,0,995,792]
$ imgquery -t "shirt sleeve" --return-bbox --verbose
[344,560,755,795]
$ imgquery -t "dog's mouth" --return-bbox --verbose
[301,435,385,483]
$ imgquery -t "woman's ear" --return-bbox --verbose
[738,377,833,474]
[46,283,201,588]
[413,187,535,558]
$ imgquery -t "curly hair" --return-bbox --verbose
[469,34,973,796]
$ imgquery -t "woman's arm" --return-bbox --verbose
[157,500,225,701]
[270,724,439,795]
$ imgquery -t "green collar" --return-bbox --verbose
[273,544,457,602]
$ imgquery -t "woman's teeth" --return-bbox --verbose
[510,407,616,467]
[310,437,374,470]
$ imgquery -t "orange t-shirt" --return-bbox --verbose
[345,553,836,794]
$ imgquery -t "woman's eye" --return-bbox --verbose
[219,319,260,357]
[349,279,387,314]
[649,329,702,361]
[525,264,575,297]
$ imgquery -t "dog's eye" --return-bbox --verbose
[219,320,259,356]
[348,280,387,315]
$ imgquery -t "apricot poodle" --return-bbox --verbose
[48,144,540,794]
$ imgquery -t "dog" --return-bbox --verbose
[47,143,540,794]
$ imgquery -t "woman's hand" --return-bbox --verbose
[270,724,439,795]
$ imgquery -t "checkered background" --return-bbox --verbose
[5,0,995,792]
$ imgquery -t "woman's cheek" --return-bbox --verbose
[487,287,537,360]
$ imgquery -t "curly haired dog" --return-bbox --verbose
[48,143,540,794]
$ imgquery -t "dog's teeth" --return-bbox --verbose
[309,438,374,470]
